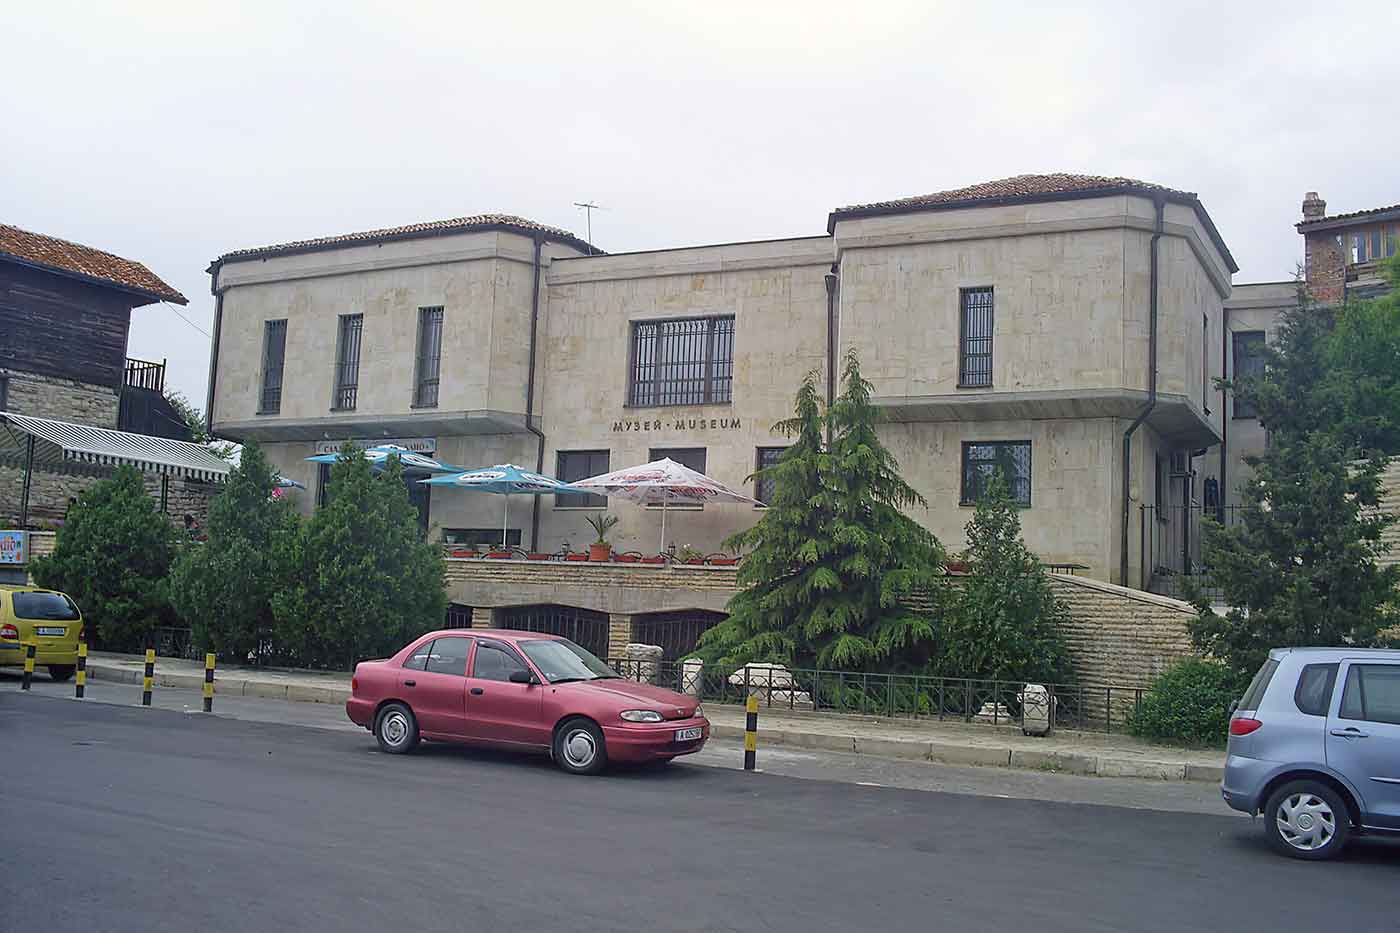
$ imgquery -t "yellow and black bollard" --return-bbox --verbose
[141,647,154,706]
[743,694,758,770]
[202,653,215,713]
[75,642,87,698]
[21,643,35,690]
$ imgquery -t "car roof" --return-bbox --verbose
[1268,646,1400,661]
[0,585,49,593]
[419,629,564,643]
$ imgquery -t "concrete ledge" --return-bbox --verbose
[1008,749,1098,776]
[1098,758,1187,781]
[927,743,1013,768]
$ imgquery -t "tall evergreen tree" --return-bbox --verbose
[272,447,446,668]
[698,352,944,670]
[169,440,299,662]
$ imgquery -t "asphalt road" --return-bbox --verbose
[4,692,1398,933]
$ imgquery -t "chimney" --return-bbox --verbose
[1302,191,1326,221]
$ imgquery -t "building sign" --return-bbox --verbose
[611,416,742,433]
[0,531,27,565]
[313,437,437,455]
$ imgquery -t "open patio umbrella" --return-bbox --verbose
[305,443,464,474]
[567,457,757,552]
[273,474,305,489]
[419,464,576,549]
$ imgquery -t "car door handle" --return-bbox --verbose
[1330,728,1369,738]
[470,687,484,695]
[403,680,416,687]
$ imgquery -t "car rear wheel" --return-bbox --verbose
[1264,780,1351,860]
[374,702,420,755]
[554,718,607,775]
[48,665,75,682]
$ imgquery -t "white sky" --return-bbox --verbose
[5,1,1397,407]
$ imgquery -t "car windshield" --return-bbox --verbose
[519,639,619,683]
[12,591,80,621]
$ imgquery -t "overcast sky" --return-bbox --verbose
[5,1,1397,407]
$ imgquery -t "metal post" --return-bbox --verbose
[21,643,35,690]
[75,641,87,698]
[142,647,154,706]
[160,473,169,515]
[743,694,758,771]
[20,435,35,528]
[203,652,215,713]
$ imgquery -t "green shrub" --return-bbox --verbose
[1129,658,1243,746]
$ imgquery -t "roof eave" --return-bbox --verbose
[1297,206,1400,235]
[0,253,187,306]
[827,185,1239,274]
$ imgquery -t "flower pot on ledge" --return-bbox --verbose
[588,543,613,562]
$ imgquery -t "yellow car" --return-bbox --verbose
[0,585,84,681]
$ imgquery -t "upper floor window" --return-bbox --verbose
[259,319,287,414]
[333,313,363,411]
[414,306,444,408]
[555,449,609,509]
[958,287,994,388]
[627,316,734,407]
[754,446,787,507]
[1370,230,1383,263]
[960,440,1031,506]
[1232,331,1266,420]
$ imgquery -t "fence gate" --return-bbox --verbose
[632,611,725,661]
[496,605,610,658]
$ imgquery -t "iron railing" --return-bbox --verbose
[1140,503,1244,598]
[607,658,1146,734]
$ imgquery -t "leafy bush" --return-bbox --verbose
[1128,658,1243,746]
[169,440,299,662]
[30,465,177,652]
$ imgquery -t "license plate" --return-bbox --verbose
[35,627,67,637]
[674,727,703,742]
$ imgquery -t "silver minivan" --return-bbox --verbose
[1222,647,1400,859]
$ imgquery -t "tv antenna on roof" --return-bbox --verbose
[573,201,606,254]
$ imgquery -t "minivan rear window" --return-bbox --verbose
[1238,658,1280,711]
[11,591,80,621]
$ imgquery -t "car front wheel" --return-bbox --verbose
[554,718,607,775]
[374,702,420,754]
[1264,780,1351,860]
[48,665,76,682]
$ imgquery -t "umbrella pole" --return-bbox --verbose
[503,496,509,550]
[660,496,667,554]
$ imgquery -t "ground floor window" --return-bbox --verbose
[960,440,1031,506]
[497,604,610,658]
[632,610,726,661]
[754,446,787,507]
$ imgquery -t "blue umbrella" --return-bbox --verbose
[305,443,464,474]
[420,464,576,549]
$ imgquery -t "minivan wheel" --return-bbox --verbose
[374,702,420,755]
[553,719,607,775]
[1264,780,1350,860]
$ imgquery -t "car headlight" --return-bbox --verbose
[620,709,663,723]
[692,705,704,719]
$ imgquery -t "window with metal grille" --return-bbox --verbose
[555,450,609,508]
[316,462,331,508]
[497,605,610,659]
[258,319,287,414]
[332,313,363,411]
[632,611,727,661]
[627,316,734,407]
[1232,331,1266,420]
[960,441,1031,506]
[413,306,443,408]
[754,446,787,507]
[958,287,994,388]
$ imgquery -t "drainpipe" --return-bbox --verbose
[824,266,839,439]
[526,235,546,551]
[1217,303,1229,522]
[204,262,224,438]
[1119,195,1166,586]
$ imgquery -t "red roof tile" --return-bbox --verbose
[0,223,187,305]
[216,213,599,264]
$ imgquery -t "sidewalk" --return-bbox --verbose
[88,652,1224,783]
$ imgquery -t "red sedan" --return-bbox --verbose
[346,629,709,774]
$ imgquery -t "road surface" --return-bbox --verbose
[4,687,1397,932]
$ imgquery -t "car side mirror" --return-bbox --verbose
[509,669,536,685]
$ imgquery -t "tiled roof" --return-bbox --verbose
[0,223,187,305]
[1297,202,1400,231]
[833,173,1197,215]
[216,213,599,263]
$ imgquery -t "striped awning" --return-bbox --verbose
[0,411,232,483]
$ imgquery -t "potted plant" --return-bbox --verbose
[585,513,620,562]
[678,545,705,565]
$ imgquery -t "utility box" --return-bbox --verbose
[1020,683,1054,736]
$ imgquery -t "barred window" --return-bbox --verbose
[958,287,994,388]
[960,441,1031,506]
[333,314,363,411]
[555,449,609,509]
[754,446,787,507]
[259,319,287,414]
[628,316,734,407]
[1232,331,1265,420]
[414,306,444,408]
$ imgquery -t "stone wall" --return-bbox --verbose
[1048,574,1195,685]
[0,460,215,529]
[3,369,120,427]
[1379,458,1400,572]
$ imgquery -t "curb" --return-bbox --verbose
[89,660,1218,784]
